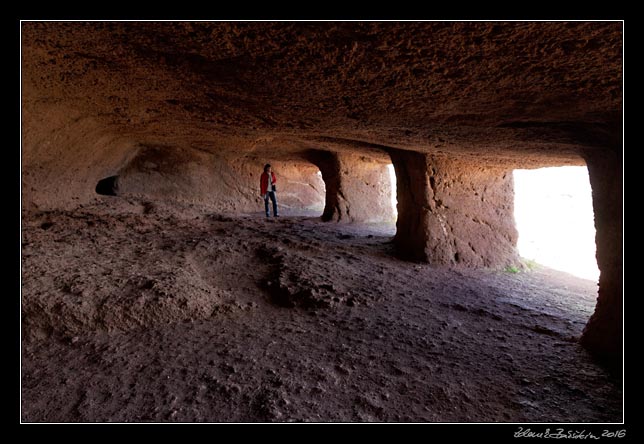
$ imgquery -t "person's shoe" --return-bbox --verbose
[274,214,280,217]
[265,214,270,218]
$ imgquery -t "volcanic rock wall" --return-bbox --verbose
[390,149,519,268]
[22,101,325,214]
[115,145,325,213]
[22,103,137,211]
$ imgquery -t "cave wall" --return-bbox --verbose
[117,145,251,211]
[390,149,519,268]
[115,146,325,214]
[308,150,393,223]
[580,148,623,371]
[22,103,139,211]
[21,101,325,214]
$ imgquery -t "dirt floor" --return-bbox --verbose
[20,197,622,423]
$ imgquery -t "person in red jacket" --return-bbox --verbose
[260,163,279,217]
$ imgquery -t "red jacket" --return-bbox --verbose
[260,171,277,195]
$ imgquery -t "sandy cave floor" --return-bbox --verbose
[21,197,622,422]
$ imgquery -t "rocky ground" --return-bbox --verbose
[21,197,622,422]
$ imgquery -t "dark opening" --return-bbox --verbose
[95,175,120,196]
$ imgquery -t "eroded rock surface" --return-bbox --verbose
[21,21,623,403]
[21,200,622,422]
[391,150,519,268]
[22,22,621,210]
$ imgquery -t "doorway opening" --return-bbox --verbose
[513,166,599,281]
[273,162,326,217]
[387,163,398,223]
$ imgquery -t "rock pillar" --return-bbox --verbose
[389,149,519,268]
[580,148,623,373]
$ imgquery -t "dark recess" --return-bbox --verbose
[95,175,119,196]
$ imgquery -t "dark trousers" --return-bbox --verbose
[264,191,278,216]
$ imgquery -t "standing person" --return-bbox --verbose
[260,163,279,217]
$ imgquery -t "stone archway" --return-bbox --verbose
[305,149,394,224]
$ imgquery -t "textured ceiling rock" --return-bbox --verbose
[22,21,622,164]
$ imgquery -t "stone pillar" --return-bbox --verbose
[388,150,432,261]
[389,149,520,268]
[580,148,623,372]
[307,150,393,223]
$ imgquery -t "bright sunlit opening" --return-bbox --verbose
[513,166,599,281]
[387,164,398,220]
